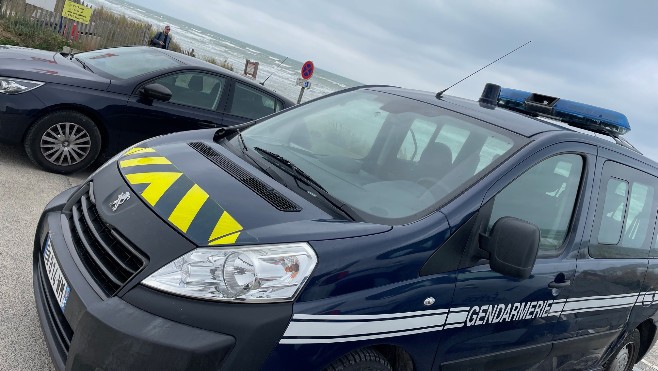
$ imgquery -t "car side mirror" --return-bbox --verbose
[480,216,540,279]
[140,83,172,102]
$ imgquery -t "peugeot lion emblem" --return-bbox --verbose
[110,192,131,211]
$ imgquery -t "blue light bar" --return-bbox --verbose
[497,87,631,135]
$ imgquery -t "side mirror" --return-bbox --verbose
[481,216,540,279]
[140,83,172,102]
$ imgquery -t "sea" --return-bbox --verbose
[80,0,362,103]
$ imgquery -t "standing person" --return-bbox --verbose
[150,25,171,49]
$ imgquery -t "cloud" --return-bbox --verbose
[128,0,658,161]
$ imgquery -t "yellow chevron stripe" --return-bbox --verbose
[208,231,241,245]
[208,211,243,243]
[168,184,209,233]
[125,172,182,206]
[119,156,172,168]
[124,147,156,156]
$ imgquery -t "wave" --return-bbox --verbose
[82,0,356,102]
[317,76,348,88]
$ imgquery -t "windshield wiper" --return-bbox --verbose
[254,147,325,191]
[230,132,287,185]
[213,122,258,142]
[236,129,248,152]
[254,147,359,221]
[74,57,94,73]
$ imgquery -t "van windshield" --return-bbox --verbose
[242,89,522,224]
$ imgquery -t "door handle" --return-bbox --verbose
[548,280,571,288]
[198,121,218,128]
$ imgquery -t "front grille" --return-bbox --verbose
[189,141,302,212]
[37,257,73,359]
[68,183,147,296]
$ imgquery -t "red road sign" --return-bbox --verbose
[301,61,314,80]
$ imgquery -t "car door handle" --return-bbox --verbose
[548,280,571,288]
[198,121,218,128]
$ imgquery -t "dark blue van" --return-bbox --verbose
[33,83,658,371]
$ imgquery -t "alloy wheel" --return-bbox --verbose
[40,122,92,166]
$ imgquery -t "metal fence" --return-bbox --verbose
[0,0,152,50]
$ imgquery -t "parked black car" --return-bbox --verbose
[0,45,294,173]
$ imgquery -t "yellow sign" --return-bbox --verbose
[62,0,93,24]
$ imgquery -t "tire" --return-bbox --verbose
[604,328,641,371]
[24,110,101,174]
[324,348,392,371]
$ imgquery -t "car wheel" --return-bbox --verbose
[324,348,392,371]
[605,328,641,371]
[24,111,101,174]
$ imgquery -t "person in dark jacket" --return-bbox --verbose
[150,25,171,49]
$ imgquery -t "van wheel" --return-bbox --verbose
[24,111,101,174]
[324,348,392,371]
[605,328,641,371]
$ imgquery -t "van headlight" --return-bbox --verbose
[0,77,44,94]
[142,243,318,302]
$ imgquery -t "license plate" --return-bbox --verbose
[43,234,71,311]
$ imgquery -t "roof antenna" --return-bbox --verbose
[260,56,288,86]
[436,40,531,98]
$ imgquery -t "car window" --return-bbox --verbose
[152,72,225,110]
[230,83,278,120]
[591,162,656,259]
[487,154,583,253]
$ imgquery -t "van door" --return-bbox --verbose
[434,143,597,370]
[551,159,654,369]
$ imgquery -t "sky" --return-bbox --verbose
[125,0,658,160]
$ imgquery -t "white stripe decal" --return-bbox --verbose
[280,325,445,344]
[548,299,567,315]
[284,313,447,337]
[562,296,637,311]
[444,307,470,326]
[282,292,648,344]
[561,303,635,315]
[292,308,448,321]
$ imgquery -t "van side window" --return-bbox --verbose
[597,179,629,245]
[590,162,656,259]
[487,154,583,253]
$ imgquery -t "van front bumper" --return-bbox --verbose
[33,184,291,370]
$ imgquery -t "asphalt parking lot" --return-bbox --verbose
[1,141,658,371]
[0,144,89,371]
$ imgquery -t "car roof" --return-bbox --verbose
[367,86,658,168]
[128,46,294,105]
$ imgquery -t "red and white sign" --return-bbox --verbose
[301,61,314,80]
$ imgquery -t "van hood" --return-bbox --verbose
[114,139,391,247]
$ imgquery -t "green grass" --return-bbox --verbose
[201,55,234,71]
[0,17,80,51]
[0,8,235,76]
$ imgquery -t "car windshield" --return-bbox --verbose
[75,47,182,79]
[241,89,521,224]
